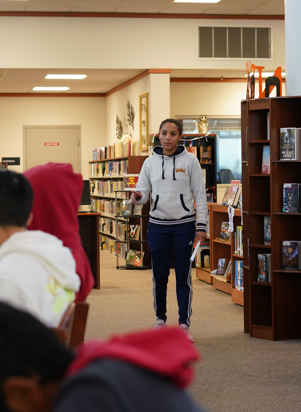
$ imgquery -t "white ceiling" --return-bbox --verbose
[0,0,284,93]
[0,0,285,15]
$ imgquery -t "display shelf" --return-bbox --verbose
[196,203,214,285]
[242,96,301,340]
[90,154,150,266]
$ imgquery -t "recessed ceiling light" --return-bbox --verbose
[33,87,70,91]
[174,0,221,3]
[245,72,286,78]
[45,74,87,80]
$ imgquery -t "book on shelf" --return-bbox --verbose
[282,183,300,213]
[234,260,244,291]
[114,142,122,158]
[221,186,231,206]
[200,146,212,163]
[282,241,301,270]
[267,112,270,140]
[263,216,271,246]
[126,249,136,266]
[280,127,301,160]
[121,199,133,216]
[129,224,140,241]
[227,180,240,206]
[123,174,140,190]
[216,258,227,275]
[261,145,270,174]
[206,209,210,237]
[134,251,144,267]
[133,204,143,215]
[234,225,243,255]
[232,187,242,208]
[258,253,271,283]
[220,221,231,241]
[131,141,139,156]
[224,259,232,282]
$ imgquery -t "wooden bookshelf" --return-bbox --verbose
[242,96,301,341]
[89,154,151,267]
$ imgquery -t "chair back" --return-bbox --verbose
[52,301,89,349]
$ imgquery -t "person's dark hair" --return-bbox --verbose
[159,119,183,136]
[0,170,33,227]
[0,303,74,411]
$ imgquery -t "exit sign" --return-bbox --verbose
[44,142,59,146]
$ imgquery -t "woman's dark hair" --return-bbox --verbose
[0,303,74,410]
[159,119,183,136]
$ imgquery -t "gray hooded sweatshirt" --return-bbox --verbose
[135,146,207,232]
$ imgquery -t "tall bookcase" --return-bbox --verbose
[89,155,150,267]
[242,96,301,340]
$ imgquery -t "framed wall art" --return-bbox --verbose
[139,93,148,151]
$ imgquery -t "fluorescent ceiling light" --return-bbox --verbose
[33,87,70,91]
[174,0,221,3]
[245,72,286,78]
[45,74,87,80]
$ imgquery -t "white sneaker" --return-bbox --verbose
[180,324,194,342]
[154,319,167,330]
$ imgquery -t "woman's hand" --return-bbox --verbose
[195,231,207,246]
[131,191,143,205]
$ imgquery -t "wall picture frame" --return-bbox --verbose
[139,93,148,151]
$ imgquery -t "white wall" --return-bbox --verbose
[0,97,106,177]
[0,17,285,72]
[106,72,170,148]
[171,81,287,117]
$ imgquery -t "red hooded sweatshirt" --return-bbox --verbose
[24,163,94,302]
[66,327,200,389]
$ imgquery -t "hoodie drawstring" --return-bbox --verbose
[173,157,176,181]
[161,155,176,180]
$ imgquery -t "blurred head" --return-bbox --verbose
[0,303,73,412]
[0,170,33,228]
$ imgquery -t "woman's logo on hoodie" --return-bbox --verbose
[176,168,186,174]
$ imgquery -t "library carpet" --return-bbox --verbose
[86,251,301,412]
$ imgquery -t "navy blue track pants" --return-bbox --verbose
[147,221,196,326]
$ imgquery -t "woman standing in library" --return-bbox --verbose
[132,119,207,340]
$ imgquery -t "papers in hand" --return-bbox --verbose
[190,241,201,262]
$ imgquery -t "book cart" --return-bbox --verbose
[114,190,151,270]
[89,155,150,267]
[242,96,301,340]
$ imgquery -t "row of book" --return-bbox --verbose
[221,180,242,208]
[234,226,243,256]
[234,260,244,291]
[91,199,118,216]
[90,160,128,177]
[90,179,126,198]
[100,235,127,260]
[92,141,136,161]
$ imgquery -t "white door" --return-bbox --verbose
[24,126,81,172]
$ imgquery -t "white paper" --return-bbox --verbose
[190,241,201,262]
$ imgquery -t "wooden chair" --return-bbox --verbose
[51,301,89,349]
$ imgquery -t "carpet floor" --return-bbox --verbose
[86,251,301,412]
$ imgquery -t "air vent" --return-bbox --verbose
[198,27,271,59]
